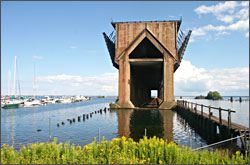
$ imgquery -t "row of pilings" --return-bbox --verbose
[173,105,239,149]
[56,107,109,127]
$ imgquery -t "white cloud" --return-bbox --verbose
[168,15,176,18]
[70,46,77,49]
[87,50,97,53]
[194,1,248,23]
[215,31,230,36]
[71,83,80,87]
[194,1,238,15]
[228,19,249,30]
[235,8,249,20]
[37,72,118,95]
[192,1,249,41]
[241,1,249,7]
[192,19,249,38]
[245,31,249,37]
[175,60,249,96]
[217,15,235,23]
[37,74,82,83]
[32,56,44,60]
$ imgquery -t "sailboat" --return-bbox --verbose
[2,56,20,109]
[24,63,41,106]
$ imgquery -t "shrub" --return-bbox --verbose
[1,137,248,164]
[205,91,223,100]
[195,95,206,99]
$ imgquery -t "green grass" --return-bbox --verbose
[1,136,249,164]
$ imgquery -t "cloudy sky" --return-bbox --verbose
[1,1,249,96]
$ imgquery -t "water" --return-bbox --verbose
[1,96,249,151]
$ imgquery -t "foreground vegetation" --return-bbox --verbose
[1,137,249,164]
[195,91,223,100]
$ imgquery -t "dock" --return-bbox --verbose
[176,100,249,150]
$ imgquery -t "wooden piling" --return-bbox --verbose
[201,104,203,116]
[70,119,72,124]
[73,118,75,122]
[228,109,231,130]
[230,96,233,102]
[62,121,65,125]
[78,116,81,121]
[219,107,222,125]
[86,114,89,119]
[208,106,211,119]
[57,123,60,127]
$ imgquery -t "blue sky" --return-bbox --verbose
[1,1,249,96]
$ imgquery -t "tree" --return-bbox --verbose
[205,91,222,100]
[195,95,206,99]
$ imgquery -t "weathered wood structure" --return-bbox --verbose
[104,20,191,109]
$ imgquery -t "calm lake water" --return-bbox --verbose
[1,96,249,151]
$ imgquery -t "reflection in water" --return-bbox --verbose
[159,110,174,142]
[5,110,16,147]
[117,109,133,139]
[117,109,174,142]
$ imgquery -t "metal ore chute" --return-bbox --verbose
[103,31,118,69]
[174,30,192,72]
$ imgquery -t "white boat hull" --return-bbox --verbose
[61,99,72,104]
[24,100,41,106]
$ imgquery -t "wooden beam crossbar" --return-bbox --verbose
[129,58,163,62]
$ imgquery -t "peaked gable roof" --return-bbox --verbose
[115,28,176,64]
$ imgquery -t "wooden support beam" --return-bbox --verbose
[129,58,163,62]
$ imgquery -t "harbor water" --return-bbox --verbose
[1,96,249,150]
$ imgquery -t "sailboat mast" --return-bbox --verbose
[13,56,16,97]
[8,70,11,96]
[34,63,36,99]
